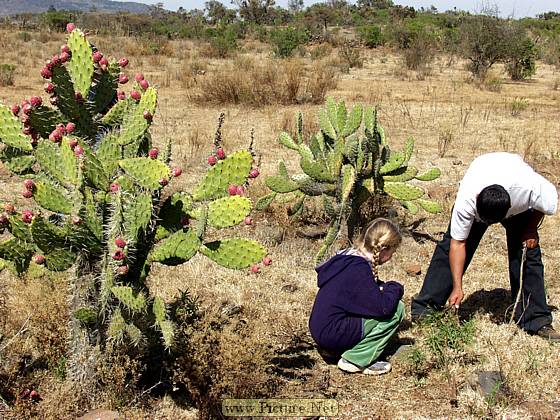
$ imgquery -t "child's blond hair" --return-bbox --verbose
[354,218,402,279]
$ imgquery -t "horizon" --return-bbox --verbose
[117,0,560,18]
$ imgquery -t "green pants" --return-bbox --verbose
[341,301,404,368]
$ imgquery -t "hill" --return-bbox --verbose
[0,0,150,16]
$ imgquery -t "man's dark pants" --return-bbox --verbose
[411,210,552,333]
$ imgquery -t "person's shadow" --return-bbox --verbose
[459,288,559,324]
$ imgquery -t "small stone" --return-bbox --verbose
[281,284,298,293]
[406,263,422,276]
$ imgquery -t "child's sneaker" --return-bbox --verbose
[363,361,391,375]
[337,358,363,373]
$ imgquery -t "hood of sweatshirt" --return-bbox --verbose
[315,253,369,288]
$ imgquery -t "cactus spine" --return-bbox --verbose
[260,97,442,264]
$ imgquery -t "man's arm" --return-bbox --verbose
[522,210,544,249]
[448,238,466,307]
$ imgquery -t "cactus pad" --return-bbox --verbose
[415,167,441,181]
[112,286,147,313]
[34,181,73,214]
[67,29,94,98]
[416,198,443,213]
[0,105,32,151]
[208,196,252,228]
[266,175,299,193]
[119,157,170,190]
[117,87,157,146]
[200,238,266,269]
[150,229,201,265]
[383,182,424,201]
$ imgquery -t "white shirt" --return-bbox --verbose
[450,153,558,241]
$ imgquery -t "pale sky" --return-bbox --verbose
[126,0,560,17]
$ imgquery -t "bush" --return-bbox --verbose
[269,27,309,58]
[338,42,364,71]
[357,24,385,48]
[504,35,537,81]
[0,64,16,86]
[201,26,239,58]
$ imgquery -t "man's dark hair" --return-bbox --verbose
[476,184,511,224]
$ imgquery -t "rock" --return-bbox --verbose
[220,302,243,317]
[389,344,414,362]
[77,409,120,420]
[465,370,507,400]
[406,263,422,276]
[281,284,298,293]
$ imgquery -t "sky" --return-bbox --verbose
[122,0,560,18]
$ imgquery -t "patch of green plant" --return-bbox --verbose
[270,26,309,58]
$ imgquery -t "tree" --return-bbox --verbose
[231,0,275,24]
[356,0,393,8]
[205,1,227,23]
[288,0,304,14]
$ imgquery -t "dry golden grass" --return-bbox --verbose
[0,29,559,418]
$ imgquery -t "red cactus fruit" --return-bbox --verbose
[56,123,67,134]
[23,179,34,190]
[135,72,144,82]
[228,185,238,196]
[44,82,55,93]
[143,110,153,121]
[171,167,182,177]
[112,249,125,261]
[31,132,39,141]
[71,215,82,225]
[116,265,129,276]
[118,57,129,68]
[40,67,52,79]
[21,210,33,223]
[216,147,226,160]
[51,54,60,66]
[21,114,30,125]
[244,216,253,225]
[130,90,141,101]
[115,237,127,248]
[92,51,103,63]
[49,129,62,143]
[32,255,46,265]
[61,44,71,54]
[0,214,8,225]
[117,90,126,100]
[139,79,149,90]
[148,148,158,159]
[110,183,120,193]
[236,185,245,195]
[21,99,29,107]
[74,145,84,157]
[118,73,129,84]
[30,96,42,107]
[66,23,76,33]
[22,190,33,199]
[50,96,59,106]
[249,168,259,178]
[45,58,54,70]
[159,178,169,186]
[262,257,272,266]
[99,57,109,67]
[19,389,31,399]
[4,203,15,214]
[251,264,260,274]
[22,103,33,115]
[74,92,84,102]
[29,390,40,401]
[22,126,32,135]
[207,155,217,166]
[69,138,78,149]
[60,51,70,63]
[11,104,20,115]
[66,122,76,134]
[180,215,189,226]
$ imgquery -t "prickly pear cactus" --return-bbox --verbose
[259,97,442,264]
[0,26,267,383]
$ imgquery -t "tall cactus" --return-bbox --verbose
[0,26,267,383]
[259,97,442,264]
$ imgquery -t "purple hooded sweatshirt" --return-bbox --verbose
[308,253,404,354]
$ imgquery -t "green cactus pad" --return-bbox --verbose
[416,198,443,214]
[288,194,305,217]
[343,137,359,163]
[208,196,252,228]
[34,181,73,214]
[0,238,32,274]
[341,164,356,206]
[152,296,167,324]
[123,191,152,239]
[326,97,338,134]
[117,87,157,146]
[382,166,418,182]
[82,188,102,242]
[28,106,65,139]
[0,147,35,174]
[415,167,441,181]
[94,62,119,113]
[200,238,266,270]
[108,308,126,343]
[97,131,123,176]
[309,133,325,159]
[155,193,193,241]
[44,247,76,271]
[7,217,31,242]
[278,132,299,151]
[336,101,348,136]
[296,174,336,196]
[112,286,147,313]
[364,106,375,134]
[150,229,201,266]
[0,105,32,151]
[300,156,334,182]
[379,151,405,175]
[158,319,174,348]
[315,220,340,265]
[255,192,277,210]
[319,109,337,140]
[192,150,253,201]
[401,200,419,214]
[66,29,94,98]
[74,307,97,326]
[403,137,414,163]
[383,182,424,201]
[265,176,299,193]
[35,140,76,188]
[119,157,170,190]
[31,216,68,247]
[101,98,131,127]
[342,104,363,137]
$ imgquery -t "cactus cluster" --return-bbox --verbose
[258,97,441,263]
[0,26,267,380]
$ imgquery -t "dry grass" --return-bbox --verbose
[0,28,559,418]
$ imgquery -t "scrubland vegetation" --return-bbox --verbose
[0,2,559,419]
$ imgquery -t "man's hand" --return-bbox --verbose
[522,210,543,249]
[525,238,538,249]
[448,288,464,308]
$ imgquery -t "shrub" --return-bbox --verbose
[357,24,385,48]
[203,26,239,59]
[269,27,309,58]
[400,33,436,71]
[258,98,442,263]
[504,35,537,81]
[338,42,364,70]
[0,64,15,86]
